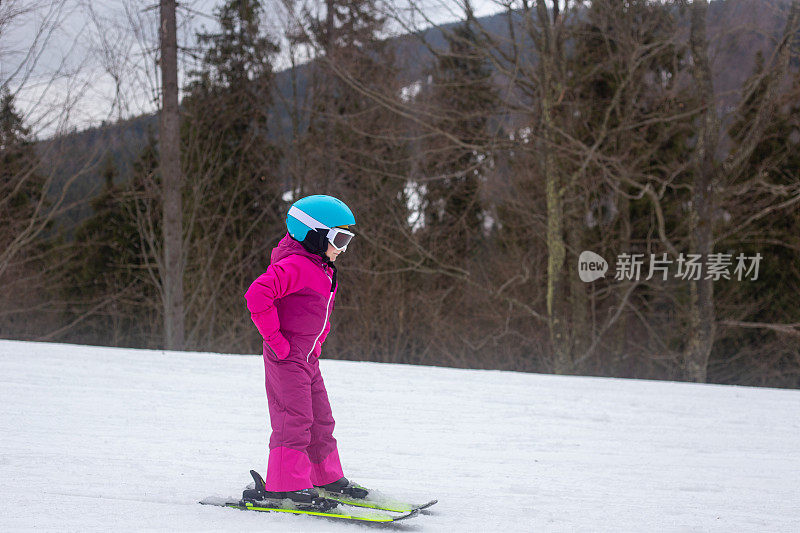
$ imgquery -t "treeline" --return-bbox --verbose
[2,0,800,388]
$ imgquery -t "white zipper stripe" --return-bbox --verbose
[308,273,334,362]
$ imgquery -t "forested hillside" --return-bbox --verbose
[3,0,799,388]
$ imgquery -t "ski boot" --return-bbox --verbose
[242,470,338,512]
[315,477,370,499]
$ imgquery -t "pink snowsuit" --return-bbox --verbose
[244,233,343,491]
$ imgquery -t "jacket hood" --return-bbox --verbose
[271,233,326,268]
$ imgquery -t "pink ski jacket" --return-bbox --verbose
[245,233,337,362]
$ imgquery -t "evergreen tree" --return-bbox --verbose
[186,0,279,146]
[0,87,51,338]
[63,135,163,347]
[298,0,414,362]
[565,0,695,377]
[0,87,48,273]
[394,21,501,368]
[301,0,402,197]
[181,0,283,351]
[711,58,800,387]
[419,22,497,261]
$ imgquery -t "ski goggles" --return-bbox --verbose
[327,226,355,251]
[288,205,355,251]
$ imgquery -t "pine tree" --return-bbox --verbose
[180,0,284,351]
[63,135,163,347]
[419,22,497,261]
[564,0,696,377]
[0,88,51,338]
[389,21,501,368]
[297,0,415,362]
[711,58,800,387]
[300,0,403,196]
[0,88,47,272]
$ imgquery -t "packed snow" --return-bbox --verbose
[1,339,799,531]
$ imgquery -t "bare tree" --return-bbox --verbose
[682,0,800,382]
[159,0,185,350]
[0,0,114,340]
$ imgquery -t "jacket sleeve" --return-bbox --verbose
[244,260,304,359]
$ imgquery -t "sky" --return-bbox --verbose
[0,0,506,137]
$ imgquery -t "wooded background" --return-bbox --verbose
[2,0,800,388]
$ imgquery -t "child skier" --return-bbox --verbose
[243,194,368,509]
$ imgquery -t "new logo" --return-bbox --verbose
[578,251,608,282]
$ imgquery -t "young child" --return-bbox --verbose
[243,194,367,507]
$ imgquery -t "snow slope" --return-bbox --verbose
[1,339,799,532]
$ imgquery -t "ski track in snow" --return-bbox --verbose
[1,339,799,532]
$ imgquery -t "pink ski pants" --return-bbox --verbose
[263,350,343,492]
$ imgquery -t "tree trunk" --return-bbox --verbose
[534,1,570,374]
[567,205,588,369]
[684,0,718,382]
[615,191,631,373]
[322,0,336,190]
[545,161,569,373]
[159,0,185,350]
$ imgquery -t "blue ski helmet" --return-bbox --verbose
[286,195,356,254]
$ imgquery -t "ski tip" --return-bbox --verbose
[394,508,421,522]
[419,499,438,510]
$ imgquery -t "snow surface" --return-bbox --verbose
[1,339,799,532]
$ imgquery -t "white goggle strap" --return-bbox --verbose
[288,205,329,233]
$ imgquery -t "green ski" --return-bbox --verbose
[316,489,438,513]
[199,496,419,523]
